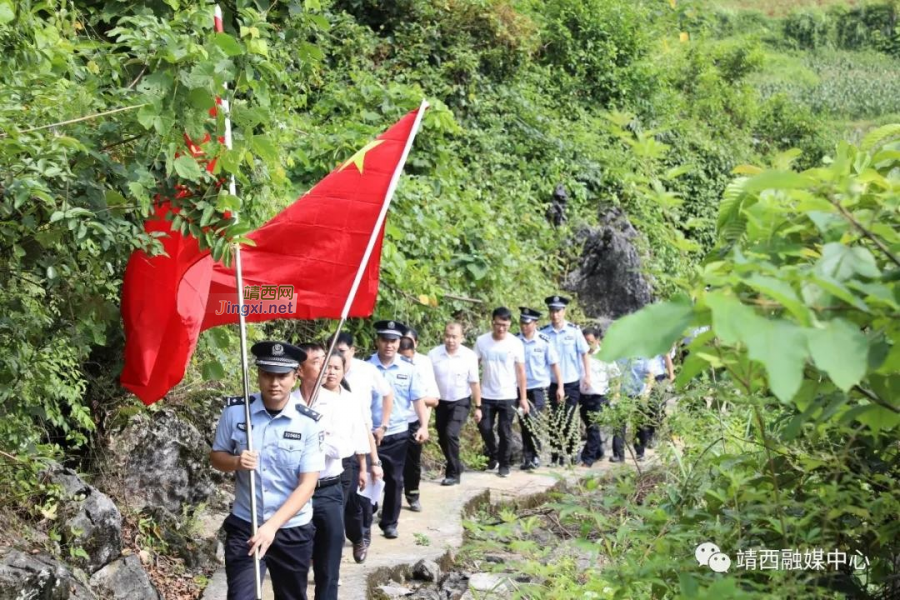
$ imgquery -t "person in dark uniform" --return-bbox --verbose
[400,328,439,513]
[517,307,563,470]
[368,320,433,539]
[540,296,591,465]
[210,341,324,600]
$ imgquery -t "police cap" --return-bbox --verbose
[251,341,306,373]
[519,307,542,323]
[374,319,408,340]
[545,295,570,309]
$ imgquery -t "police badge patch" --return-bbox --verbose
[283,431,303,441]
[318,430,325,451]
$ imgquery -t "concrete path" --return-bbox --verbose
[201,458,634,599]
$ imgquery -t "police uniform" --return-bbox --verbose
[368,320,428,538]
[517,307,559,469]
[211,342,324,600]
[540,295,590,464]
[403,349,439,512]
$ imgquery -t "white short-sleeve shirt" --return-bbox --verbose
[427,344,479,402]
[474,332,525,400]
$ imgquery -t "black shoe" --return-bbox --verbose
[487,459,498,470]
[498,467,510,477]
[352,541,368,563]
[441,477,460,486]
[609,456,624,463]
[382,526,399,539]
[407,496,422,512]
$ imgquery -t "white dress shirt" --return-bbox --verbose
[292,386,359,479]
[427,344,479,402]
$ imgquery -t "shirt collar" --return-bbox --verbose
[250,393,297,419]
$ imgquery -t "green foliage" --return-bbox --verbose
[529,0,656,106]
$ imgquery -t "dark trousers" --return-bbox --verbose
[520,389,546,464]
[612,425,626,460]
[378,431,408,531]
[477,398,515,469]
[344,456,372,545]
[311,482,344,600]
[579,394,607,465]
[223,513,314,600]
[403,420,422,499]
[548,381,581,461]
[340,456,356,505]
[435,398,470,479]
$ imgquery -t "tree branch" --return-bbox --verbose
[0,104,147,138]
[832,200,900,269]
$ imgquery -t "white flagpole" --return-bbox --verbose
[310,99,430,400]
[215,6,262,599]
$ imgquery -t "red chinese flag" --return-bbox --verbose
[120,107,425,404]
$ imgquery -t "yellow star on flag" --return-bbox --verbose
[339,139,385,174]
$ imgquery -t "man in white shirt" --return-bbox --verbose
[474,307,528,478]
[579,327,621,467]
[400,327,440,512]
[428,322,481,485]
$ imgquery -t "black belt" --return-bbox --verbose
[316,475,341,489]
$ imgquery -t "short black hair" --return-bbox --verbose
[399,337,416,352]
[491,306,512,321]
[583,326,601,339]
[328,332,354,348]
[405,326,419,342]
[297,342,325,363]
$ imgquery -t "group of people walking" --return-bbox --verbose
[209,295,675,599]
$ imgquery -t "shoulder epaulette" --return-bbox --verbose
[400,355,414,364]
[567,322,579,329]
[295,403,322,422]
[539,324,552,331]
[224,395,246,407]
[538,332,551,342]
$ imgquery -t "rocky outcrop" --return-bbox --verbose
[565,208,653,320]
[43,465,122,574]
[89,555,161,600]
[0,548,96,599]
[105,409,215,515]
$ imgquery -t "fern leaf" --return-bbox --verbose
[861,124,900,153]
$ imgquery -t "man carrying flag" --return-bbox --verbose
[210,341,323,599]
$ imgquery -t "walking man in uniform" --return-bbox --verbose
[517,307,563,470]
[369,320,434,539]
[428,322,481,485]
[400,327,440,512]
[475,307,529,478]
[540,295,591,465]
[210,341,323,600]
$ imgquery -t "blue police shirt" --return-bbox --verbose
[518,331,560,390]
[618,358,656,397]
[212,393,325,528]
[540,322,589,384]
[368,354,427,436]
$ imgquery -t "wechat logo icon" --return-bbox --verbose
[695,542,731,573]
